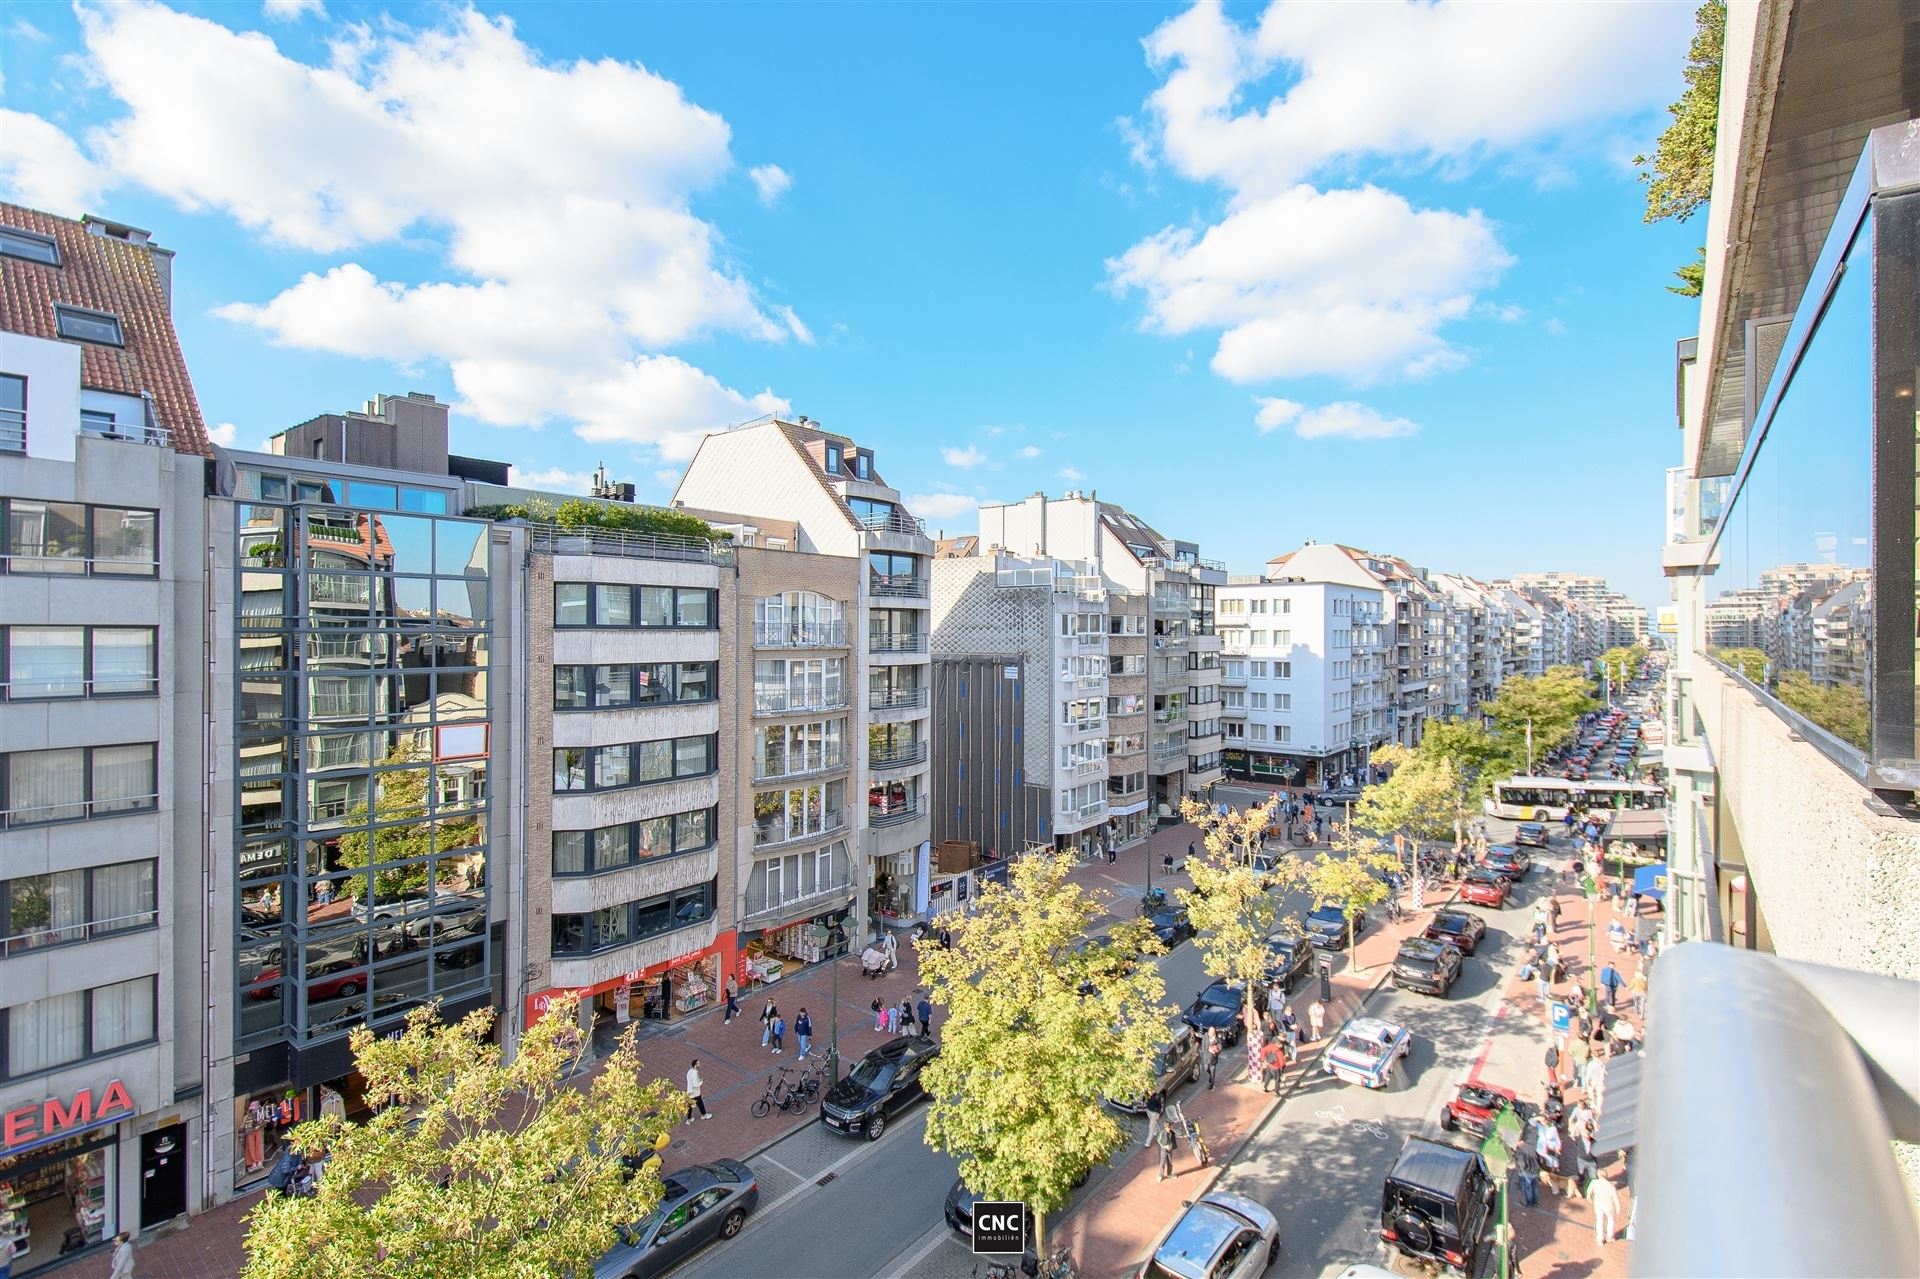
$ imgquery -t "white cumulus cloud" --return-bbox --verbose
[1264,401,1419,442]
[512,465,597,494]
[1058,466,1084,482]
[262,0,325,20]
[1252,398,1301,434]
[749,163,792,205]
[206,421,239,446]
[3,2,799,459]
[907,492,984,521]
[1018,445,1041,459]
[941,444,988,470]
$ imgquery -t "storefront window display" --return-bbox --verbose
[0,1134,113,1274]
[232,1088,320,1190]
[739,908,851,988]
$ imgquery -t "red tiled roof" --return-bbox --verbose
[0,202,210,456]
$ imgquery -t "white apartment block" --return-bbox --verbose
[1216,576,1386,788]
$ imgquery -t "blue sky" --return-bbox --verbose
[0,0,1701,609]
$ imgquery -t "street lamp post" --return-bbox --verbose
[825,918,847,1084]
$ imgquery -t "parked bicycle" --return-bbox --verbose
[750,1066,809,1117]
[1165,1102,1211,1168]
[791,1062,822,1105]
[1041,1243,1077,1279]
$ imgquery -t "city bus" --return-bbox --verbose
[1485,776,1665,822]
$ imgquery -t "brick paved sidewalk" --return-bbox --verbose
[1466,845,1644,1279]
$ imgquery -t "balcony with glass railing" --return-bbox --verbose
[869,572,929,599]
[754,749,851,784]
[868,796,925,828]
[753,807,849,850]
[755,620,849,649]
[869,739,929,770]
[754,686,851,716]
[868,631,929,655]
[1061,712,1106,735]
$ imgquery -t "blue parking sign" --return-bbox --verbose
[1550,1001,1572,1034]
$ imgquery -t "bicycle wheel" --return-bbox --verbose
[751,1096,771,1118]
[783,1088,810,1113]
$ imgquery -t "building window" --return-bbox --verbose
[2,626,157,699]
[550,880,716,957]
[554,662,717,710]
[2,974,156,1079]
[1,743,157,827]
[1250,661,1267,678]
[754,720,849,781]
[754,591,847,647]
[2,500,158,576]
[52,304,125,347]
[744,844,852,916]
[0,375,23,453]
[0,226,60,266]
[552,807,717,876]
[1273,661,1292,679]
[552,583,717,630]
[754,658,848,715]
[1275,725,1292,743]
[1,860,158,954]
[551,734,716,793]
[751,780,848,847]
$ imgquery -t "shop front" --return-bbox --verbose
[525,934,734,1032]
[2,1082,136,1275]
[233,1083,350,1194]
[1105,800,1150,848]
[868,844,928,933]
[737,903,854,992]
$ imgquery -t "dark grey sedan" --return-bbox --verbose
[592,1160,760,1279]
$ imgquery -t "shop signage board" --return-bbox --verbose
[3,1080,136,1155]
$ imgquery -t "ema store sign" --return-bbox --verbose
[3,1080,136,1153]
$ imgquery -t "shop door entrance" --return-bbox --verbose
[139,1124,187,1228]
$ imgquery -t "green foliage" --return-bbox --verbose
[242,994,685,1279]
[1482,668,1599,769]
[918,852,1170,1252]
[1306,849,1392,931]
[333,742,477,906]
[1777,671,1870,750]
[1176,798,1293,1037]
[1668,245,1707,297]
[1713,647,1769,683]
[1637,1,1725,225]
[463,498,726,543]
[1355,744,1462,845]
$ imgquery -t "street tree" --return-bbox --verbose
[1713,647,1768,683]
[1482,668,1598,767]
[1305,851,1392,968]
[1355,745,1460,858]
[919,852,1169,1254]
[1175,797,1293,1042]
[1412,721,1507,850]
[333,741,480,906]
[243,994,686,1279]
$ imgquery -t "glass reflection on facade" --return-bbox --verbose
[234,491,491,1048]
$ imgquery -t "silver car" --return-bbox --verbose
[1139,1190,1279,1279]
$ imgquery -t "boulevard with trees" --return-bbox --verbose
[1174,796,1295,1043]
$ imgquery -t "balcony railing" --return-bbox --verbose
[755,621,849,649]
[81,411,171,448]
[1068,758,1104,779]
[1151,594,1189,614]
[869,632,928,654]
[869,574,928,599]
[753,809,849,850]
[529,523,731,565]
[1061,715,1105,734]
[1106,741,1145,760]
[869,798,925,828]
[869,741,929,770]
[754,688,851,716]
[753,752,850,784]
[1073,632,1107,649]
[1058,798,1107,823]
[0,407,25,453]
[857,509,928,537]
[870,688,929,712]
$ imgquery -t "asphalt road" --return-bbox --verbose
[1212,817,1558,1279]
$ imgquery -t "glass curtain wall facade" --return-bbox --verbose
[233,489,493,1056]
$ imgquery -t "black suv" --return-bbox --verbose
[821,1036,938,1140]
[1304,904,1363,949]
[1181,981,1246,1046]
[1379,1137,1495,1276]
[1263,933,1314,994]
[1391,938,1463,997]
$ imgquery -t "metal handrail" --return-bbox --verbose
[868,633,928,654]
[754,689,851,716]
[1634,944,1920,1278]
[868,800,925,828]
[753,753,851,784]
[0,407,25,453]
[80,414,171,447]
[753,810,849,850]
[528,523,731,565]
[869,574,928,598]
[1,793,160,827]
[870,688,929,711]
[869,741,928,769]
[856,509,928,537]
[754,621,849,649]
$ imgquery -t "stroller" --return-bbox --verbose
[860,945,888,979]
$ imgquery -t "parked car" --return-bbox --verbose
[821,1036,938,1140]
[1482,847,1532,881]
[1379,1137,1495,1277]
[1422,910,1488,956]
[1107,1024,1201,1113]
[1391,939,1463,997]
[1146,906,1195,948]
[1437,1081,1522,1139]
[1263,933,1314,994]
[1457,870,1510,909]
[1182,981,1247,1046]
[1318,788,1365,806]
[1513,823,1549,848]
[1138,1191,1279,1279]
[945,1166,1091,1244]
[593,1159,759,1279]
[1323,1017,1413,1090]
[1304,904,1364,949]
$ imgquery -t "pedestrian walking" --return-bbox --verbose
[1628,968,1648,1019]
[770,1013,786,1054]
[1314,814,1326,842]
[1543,1042,1561,1091]
[940,924,953,950]
[723,980,739,1024]
[1545,942,1562,984]
[871,996,885,1030]
[1203,1026,1223,1089]
[1187,840,1197,864]
[1308,998,1327,1042]
[1156,1116,1176,1181]
[899,998,918,1037]
[109,1231,135,1279]
[795,1009,813,1059]
[883,930,899,971]
[1280,1008,1300,1054]
[1535,961,1552,1007]
[1599,962,1624,1007]
[1589,1172,1622,1242]
[1556,1131,1584,1201]
[685,1059,710,1120]
[760,999,778,1047]
[1573,1118,1600,1188]
[1144,1088,1165,1147]
[1537,1122,1566,1195]
[1548,896,1562,930]
[1163,850,1175,875]
[1513,1139,1541,1207]
[1259,1038,1286,1093]
[917,994,934,1038]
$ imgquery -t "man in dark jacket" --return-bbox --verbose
[917,994,934,1038]
[1513,1139,1541,1206]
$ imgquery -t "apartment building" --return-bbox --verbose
[1,207,212,1267]
[1430,573,1513,707]
[930,552,1112,857]
[673,418,933,944]
[211,400,525,1206]
[1215,575,1387,788]
[1643,1,1920,1258]
[977,492,1225,819]
[1497,571,1648,654]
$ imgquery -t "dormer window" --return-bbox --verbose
[53,304,124,347]
[824,444,842,474]
[0,226,60,266]
[852,451,871,480]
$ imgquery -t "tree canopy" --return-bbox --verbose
[918,852,1170,1252]
[1481,667,1599,770]
[1355,744,1462,847]
[1713,647,1768,683]
[1636,0,1725,295]
[243,995,685,1279]
[1306,849,1391,937]
[333,742,479,906]
[1175,797,1294,1038]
